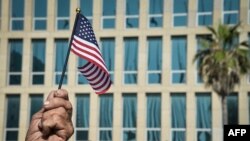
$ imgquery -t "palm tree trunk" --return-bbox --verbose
[221,95,228,125]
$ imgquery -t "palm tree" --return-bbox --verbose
[193,22,250,125]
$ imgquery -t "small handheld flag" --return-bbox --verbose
[58,8,112,94]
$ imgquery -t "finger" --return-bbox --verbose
[55,89,69,100]
[43,98,72,113]
[40,118,54,138]
[46,90,56,101]
[43,107,68,120]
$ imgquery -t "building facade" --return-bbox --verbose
[0,0,250,141]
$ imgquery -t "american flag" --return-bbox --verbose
[70,13,111,94]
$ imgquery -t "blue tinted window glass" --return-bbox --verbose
[124,38,138,71]
[123,94,137,127]
[224,13,238,24]
[103,0,116,15]
[174,0,188,13]
[55,39,68,84]
[9,39,23,72]
[55,39,68,72]
[174,16,187,26]
[171,93,186,128]
[148,37,162,70]
[34,0,47,17]
[101,38,115,71]
[198,15,212,26]
[6,95,20,128]
[103,19,115,28]
[12,0,24,17]
[171,37,187,70]
[126,0,139,15]
[57,0,69,17]
[227,93,238,125]
[12,20,24,30]
[99,94,113,127]
[35,20,46,30]
[196,93,211,128]
[149,0,163,14]
[126,18,139,28]
[147,94,161,128]
[198,0,213,12]
[76,131,88,140]
[80,0,92,16]
[29,95,43,120]
[150,17,163,27]
[76,94,90,127]
[224,0,239,11]
[6,131,18,140]
[32,39,45,72]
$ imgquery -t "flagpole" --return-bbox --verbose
[58,8,81,89]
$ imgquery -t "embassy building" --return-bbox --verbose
[0,0,250,141]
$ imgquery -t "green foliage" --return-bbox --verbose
[194,22,250,96]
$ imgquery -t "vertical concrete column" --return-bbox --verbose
[212,92,223,141]
[113,92,122,141]
[161,91,171,141]
[186,91,196,141]
[136,92,146,141]
[88,93,98,141]
[22,37,31,87]
[18,93,29,140]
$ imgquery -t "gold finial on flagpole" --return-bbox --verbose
[76,8,81,13]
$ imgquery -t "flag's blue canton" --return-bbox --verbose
[75,15,98,47]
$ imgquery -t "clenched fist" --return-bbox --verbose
[25,89,74,141]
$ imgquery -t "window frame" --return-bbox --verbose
[123,37,138,85]
[196,0,213,26]
[222,0,239,25]
[32,0,47,30]
[56,0,70,30]
[147,37,162,84]
[172,0,188,27]
[124,0,140,29]
[75,94,90,141]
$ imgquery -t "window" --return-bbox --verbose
[32,39,46,85]
[33,0,47,30]
[227,93,238,125]
[197,0,213,26]
[148,0,163,28]
[8,39,23,85]
[146,93,161,141]
[100,38,115,83]
[171,36,187,84]
[147,37,162,84]
[196,93,212,141]
[29,94,43,121]
[171,93,186,141]
[54,39,68,85]
[79,0,93,23]
[125,0,139,28]
[75,94,90,141]
[10,0,24,30]
[123,94,137,141]
[99,94,113,141]
[102,0,116,29]
[4,95,20,141]
[124,37,138,84]
[223,0,239,24]
[173,0,188,27]
[56,0,70,30]
[196,35,211,84]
